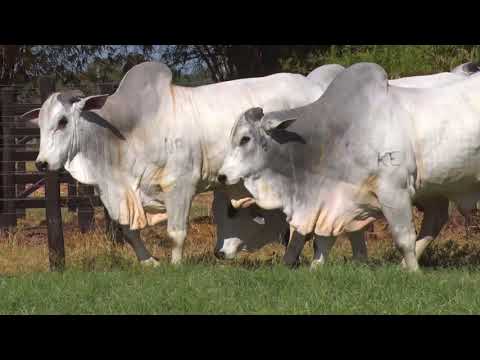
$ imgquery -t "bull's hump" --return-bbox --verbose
[318,62,389,109]
[334,63,387,89]
[115,61,173,96]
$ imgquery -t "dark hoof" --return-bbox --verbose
[283,256,300,269]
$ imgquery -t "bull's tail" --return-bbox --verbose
[451,61,480,76]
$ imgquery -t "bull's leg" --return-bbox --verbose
[164,185,196,265]
[347,230,368,262]
[119,225,159,267]
[311,235,336,270]
[283,226,310,268]
[378,185,419,272]
[401,197,449,267]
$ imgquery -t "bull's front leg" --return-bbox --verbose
[347,230,368,262]
[283,225,311,268]
[119,225,160,267]
[164,183,197,265]
[378,182,419,272]
[311,235,336,270]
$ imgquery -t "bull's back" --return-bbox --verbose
[396,84,480,190]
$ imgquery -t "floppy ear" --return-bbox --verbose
[262,117,297,133]
[244,107,264,122]
[262,117,306,145]
[20,108,41,128]
[77,94,110,112]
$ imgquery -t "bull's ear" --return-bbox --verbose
[244,107,264,122]
[263,117,297,133]
[77,94,109,112]
[263,117,305,145]
[20,108,41,127]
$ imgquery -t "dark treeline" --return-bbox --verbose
[1,45,479,89]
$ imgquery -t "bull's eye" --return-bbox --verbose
[240,136,250,146]
[57,117,68,130]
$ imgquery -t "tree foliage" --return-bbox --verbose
[1,45,479,90]
[161,45,323,81]
[0,45,165,86]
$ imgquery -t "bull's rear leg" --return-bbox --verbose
[347,230,368,262]
[378,185,419,272]
[164,185,196,265]
[120,225,159,267]
[311,235,336,270]
[283,226,311,268]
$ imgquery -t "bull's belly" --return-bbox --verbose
[415,155,480,196]
[414,177,480,211]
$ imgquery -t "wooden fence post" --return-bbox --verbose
[15,114,26,219]
[77,183,94,233]
[0,87,17,230]
[67,182,77,213]
[39,76,65,271]
[0,91,3,224]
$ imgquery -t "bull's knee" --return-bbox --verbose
[395,233,419,272]
[169,230,187,265]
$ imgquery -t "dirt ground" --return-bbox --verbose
[2,191,480,274]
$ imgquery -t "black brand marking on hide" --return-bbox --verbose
[165,138,184,155]
[248,206,265,225]
[378,151,401,167]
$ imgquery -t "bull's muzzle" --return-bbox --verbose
[214,249,226,259]
[217,174,227,184]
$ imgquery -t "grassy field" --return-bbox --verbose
[2,192,480,314]
[2,263,480,315]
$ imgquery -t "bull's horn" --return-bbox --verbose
[231,197,256,209]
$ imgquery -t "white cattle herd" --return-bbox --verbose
[21,59,480,271]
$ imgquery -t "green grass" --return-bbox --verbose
[281,45,480,79]
[1,261,480,314]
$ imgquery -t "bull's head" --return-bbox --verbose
[21,90,109,172]
[217,107,301,186]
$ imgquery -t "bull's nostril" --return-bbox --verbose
[217,174,227,184]
[35,161,48,172]
[214,250,225,259]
